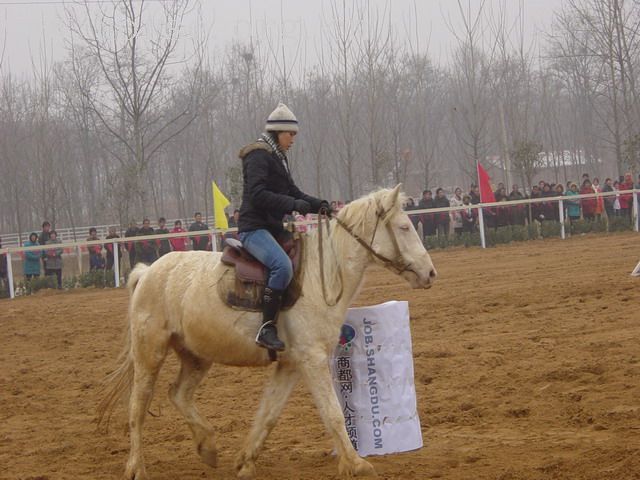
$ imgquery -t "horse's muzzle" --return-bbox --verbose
[404,266,437,289]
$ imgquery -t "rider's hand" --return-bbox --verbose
[318,200,332,217]
[293,199,311,215]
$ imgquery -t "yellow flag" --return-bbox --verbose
[212,181,230,229]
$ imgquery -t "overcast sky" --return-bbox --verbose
[0,0,564,76]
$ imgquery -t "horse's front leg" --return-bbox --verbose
[235,360,300,479]
[299,350,376,477]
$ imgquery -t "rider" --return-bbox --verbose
[238,103,330,352]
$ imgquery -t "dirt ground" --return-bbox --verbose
[1,232,639,480]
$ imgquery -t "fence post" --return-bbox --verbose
[559,199,565,240]
[7,251,15,299]
[76,244,83,276]
[113,241,120,288]
[634,190,639,232]
[478,207,486,249]
[210,232,217,252]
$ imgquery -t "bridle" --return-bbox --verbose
[333,203,413,275]
[317,202,413,306]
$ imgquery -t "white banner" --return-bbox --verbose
[331,300,423,457]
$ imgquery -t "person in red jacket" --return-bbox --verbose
[580,179,597,220]
[170,220,188,252]
[619,172,634,220]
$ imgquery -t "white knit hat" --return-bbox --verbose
[265,103,299,132]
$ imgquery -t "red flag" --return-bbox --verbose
[477,163,496,203]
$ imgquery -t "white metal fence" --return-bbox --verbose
[0,190,638,300]
[0,215,217,248]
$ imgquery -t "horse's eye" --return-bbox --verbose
[399,225,410,231]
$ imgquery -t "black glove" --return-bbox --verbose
[318,200,332,217]
[293,199,311,215]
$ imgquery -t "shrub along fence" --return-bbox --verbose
[0,190,638,299]
[422,215,634,250]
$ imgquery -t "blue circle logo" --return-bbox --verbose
[338,324,356,351]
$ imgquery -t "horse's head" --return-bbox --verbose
[336,184,437,289]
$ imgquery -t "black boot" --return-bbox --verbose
[255,287,286,351]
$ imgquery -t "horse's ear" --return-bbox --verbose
[382,184,402,211]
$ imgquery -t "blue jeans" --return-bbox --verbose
[239,229,293,290]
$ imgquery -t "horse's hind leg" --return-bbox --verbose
[169,349,216,467]
[125,317,170,480]
[235,361,300,479]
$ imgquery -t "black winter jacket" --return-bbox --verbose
[238,142,322,236]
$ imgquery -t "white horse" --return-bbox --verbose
[98,185,437,479]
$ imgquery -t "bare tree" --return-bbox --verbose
[511,139,544,192]
[5,0,640,235]
[324,0,364,200]
[356,1,391,188]
[447,0,497,183]
[65,0,203,218]
[550,0,640,174]
[0,74,31,238]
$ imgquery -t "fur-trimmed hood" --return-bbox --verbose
[238,141,273,160]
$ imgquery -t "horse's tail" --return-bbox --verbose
[127,263,149,294]
[96,263,150,431]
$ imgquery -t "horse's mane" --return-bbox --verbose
[302,187,405,305]
[335,187,406,237]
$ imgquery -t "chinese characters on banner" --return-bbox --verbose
[335,353,358,450]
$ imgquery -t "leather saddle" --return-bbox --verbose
[217,232,304,311]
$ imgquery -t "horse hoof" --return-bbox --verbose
[338,457,377,477]
[236,461,256,479]
[197,439,218,467]
[354,458,377,477]
[124,464,149,480]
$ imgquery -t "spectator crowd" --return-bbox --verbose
[3,211,244,288]
[404,172,640,241]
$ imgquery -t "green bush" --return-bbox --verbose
[448,232,475,247]
[424,234,446,250]
[78,270,116,288]
[488,226,516,245]
[62,275,78,289]
[540,220,562,238]
[509,225,530,242]
[458,231,481,247]
[419,217,632,251]
[15,275,57,295]
[6,269,118,298]
[570,219,591,235]
[591,217,608,233]
[0,281,10,299]
[608,215,633,232]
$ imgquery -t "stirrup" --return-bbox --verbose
[255,320,275,343]
[255,321,285,352]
